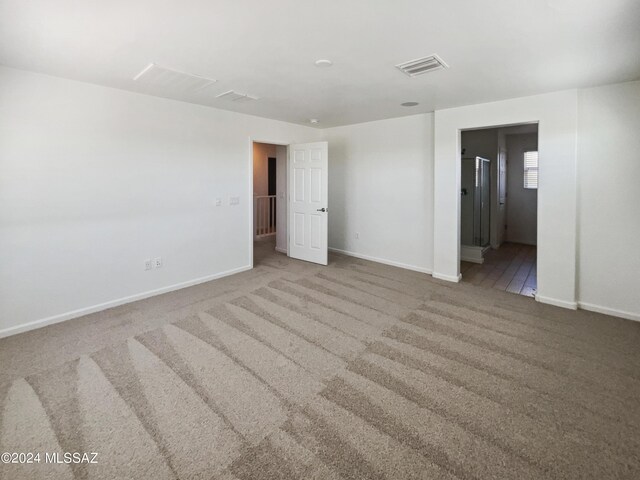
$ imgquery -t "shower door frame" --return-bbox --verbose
[474,156,491,247]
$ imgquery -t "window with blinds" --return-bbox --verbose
[524,151,538,189]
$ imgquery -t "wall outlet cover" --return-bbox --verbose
[144,259,153,271]
[154,257,162,268]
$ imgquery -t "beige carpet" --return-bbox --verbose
[1,239,640,479]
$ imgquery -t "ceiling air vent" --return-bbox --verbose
[133,63,217,93]
[396,54,449,77]
[215,90,259,102]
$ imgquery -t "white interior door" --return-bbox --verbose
[288,142,328,265]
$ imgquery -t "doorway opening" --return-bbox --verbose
[252,142,287,267]
[251,140,329,268]
[459,123,539,297]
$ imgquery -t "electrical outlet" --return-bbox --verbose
[355,232,360,239]
[215,198,222,206]
[144,259,153,271]
[154,257,162,268]
[229,196,240,205]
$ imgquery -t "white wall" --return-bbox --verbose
[322,114,434,273]
[577,80,640,320]
[505,133,538,245]
[2,64,638,336]
[433,90,579,308]
[496,123,539,247]
[0,66,318,336]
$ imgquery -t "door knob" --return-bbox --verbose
[317,207,327,212]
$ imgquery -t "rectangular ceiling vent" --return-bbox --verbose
[133,63,217,93]
[396,54,449,77]
[215,90,259,102]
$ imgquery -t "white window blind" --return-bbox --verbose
[524,151,538,189]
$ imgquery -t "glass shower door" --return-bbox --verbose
[471,157,491,246]
[461,156,491,247]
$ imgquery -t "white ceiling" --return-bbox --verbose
[1,0,639,128]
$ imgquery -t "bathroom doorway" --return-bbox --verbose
[459,123,539,297]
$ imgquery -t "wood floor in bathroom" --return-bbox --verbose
[460,242,537,297]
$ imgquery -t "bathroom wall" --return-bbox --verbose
[505,133,538,245]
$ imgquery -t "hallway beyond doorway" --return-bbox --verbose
[461,242,536,297]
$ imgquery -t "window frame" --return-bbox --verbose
[523,150,539,190]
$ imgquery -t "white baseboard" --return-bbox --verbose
[537,295,639,320]
[460,245,487,264]
[535,295,578,310]
[432,272,462,283]
[0,265,252,339]
[460,256,483,264]
[274,246,287,254]
[578,301,640,322]
[328,247,431,275]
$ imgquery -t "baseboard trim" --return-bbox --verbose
[460,255,483,264]
[432,272,463,283]
[535,295,578,310]
[578,302,640,322]
[274,246,287,254]
[0,265,253,339]
[460,245,488,264]
[328,247,432,274]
